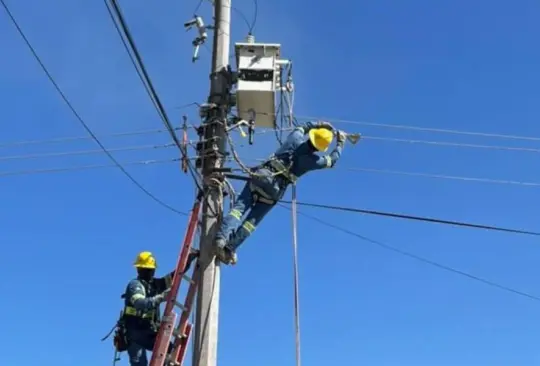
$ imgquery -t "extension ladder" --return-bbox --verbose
[149,198,202,366]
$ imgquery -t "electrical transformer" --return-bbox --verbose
[234,39,283,129]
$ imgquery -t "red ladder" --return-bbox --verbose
[149,198,202,366]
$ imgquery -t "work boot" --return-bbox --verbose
[215,245,237,265]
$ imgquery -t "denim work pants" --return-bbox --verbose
[126,330,173,366]
[216,168,284,250]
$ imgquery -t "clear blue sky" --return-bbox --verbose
[1,0,540,365]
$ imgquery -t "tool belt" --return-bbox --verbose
[101,311,129,353]
[113,325,129,352]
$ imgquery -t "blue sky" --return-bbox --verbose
[1,0,540,365]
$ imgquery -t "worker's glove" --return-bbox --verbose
[316,120,334,131]
[152,289,171,306]
[336,130,346,144]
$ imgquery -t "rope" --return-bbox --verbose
[291,184,302,366]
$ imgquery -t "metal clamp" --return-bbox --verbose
[184,16,208,62]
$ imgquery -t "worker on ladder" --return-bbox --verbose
[214,120,349,264]
[122,250,198,366]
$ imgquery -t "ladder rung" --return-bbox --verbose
[175,301,187,311]
[181,273,195,284]
[165,355,181,366]
[172,327,188,339]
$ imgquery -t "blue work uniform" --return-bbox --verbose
[122,271,174,366]
[216,121,344,251]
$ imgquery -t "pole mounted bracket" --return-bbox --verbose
[184,15,209,62]
[226,116,255,144]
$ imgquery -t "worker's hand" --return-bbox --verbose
[316,120,334,131]
[336,130,346,144]
[152,289,171,306]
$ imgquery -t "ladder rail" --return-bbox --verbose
[149,198,202,366]
[169,268,200,363]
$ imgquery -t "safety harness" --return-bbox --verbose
[250,153,297,205]
[101,280,160,365]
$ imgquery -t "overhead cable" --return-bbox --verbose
[244,157,540,188]
[0,127,176,149]
[255,127,540,154]
[0,143,173,162]
[279,200,540,237]
[294,115,540,143]
[279,205,540,302]
[347,167,540,188]
[0,156,177,175]
[104,0,203,191]
[0,0,185,216]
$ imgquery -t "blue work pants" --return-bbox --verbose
[127,330,173,366]
[216,168,283,250]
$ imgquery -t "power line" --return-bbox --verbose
[0,156,176,175]
[242,157,540,188]
[249,0,258,33]
[280,204,540,302]
[255,126,540,154]
[347,167,540,188]
[294,115,540,143]
[105,0,204,193]
[280,200,540,237]
[0,127,176,149]
[362,135,540,154]
[0,0,185,216]
[0,143,173,162]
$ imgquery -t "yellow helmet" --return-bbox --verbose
[133,251,157,269]
[308,128,334,152]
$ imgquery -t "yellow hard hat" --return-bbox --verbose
[308,128,333,152]
[133,251,157,269]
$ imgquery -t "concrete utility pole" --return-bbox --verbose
[193,0,231,364]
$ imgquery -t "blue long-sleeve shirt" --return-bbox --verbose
[272,121,344,179]
[122,271,174,331]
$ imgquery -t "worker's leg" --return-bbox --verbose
[127,341,148,366]
[227,199,275,252]
[215,182,253,248]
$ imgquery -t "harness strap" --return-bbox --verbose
[123,306,155,319]
[249,183,276,205]
[267,157,298,184]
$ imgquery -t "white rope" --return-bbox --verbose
[291,184,301,366]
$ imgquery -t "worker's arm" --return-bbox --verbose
[154,270,175,294]
[126,279,162,311]
[153,250,199,294]
[281,121,335,151]
[304,131,345,170]
[295,121,334,135]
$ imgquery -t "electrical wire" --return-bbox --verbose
[0,156,179,176]
[0,143,173,162]
[0,0,186,216]
[294,115,540,143]
[252,125,540,154]
[105,0,204,192]
[249,0,258,34]
[234,156,540,189]
[362,135,540,154]
[279,205,540,302]
[346,167,540,188]
[279,200,540,237]
[0,127,177,149]
[290,184,302,366]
